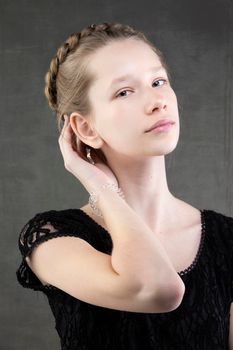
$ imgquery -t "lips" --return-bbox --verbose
[145,119,175,132]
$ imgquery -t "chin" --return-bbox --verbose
[152,139,179,156]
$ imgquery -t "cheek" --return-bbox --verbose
[112,102,139,123]
[104,105,135,133]
[113,115,139,145]
[95,101,142,146]
[101,113,139,152]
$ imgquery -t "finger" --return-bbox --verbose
[61,115,69,132]
[59,116,76,156]
[59,115,71,143]
[59,123,70,157]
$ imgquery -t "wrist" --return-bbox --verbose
[88,182,125,217]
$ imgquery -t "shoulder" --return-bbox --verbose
[204,208,233,226]
[203,208,233,243]
[20,208,87,231]
[16,209,91,288]
[17,208,90,255]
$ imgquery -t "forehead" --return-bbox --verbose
[88,39,162,85]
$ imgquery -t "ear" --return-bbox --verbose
[69,112,103,149]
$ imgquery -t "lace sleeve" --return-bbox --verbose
[16,210,79,292]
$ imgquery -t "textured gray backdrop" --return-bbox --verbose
[1,0,232,349]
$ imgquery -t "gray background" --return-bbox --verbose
[1,0,233,348]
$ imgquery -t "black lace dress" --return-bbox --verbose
[16,208,233,349]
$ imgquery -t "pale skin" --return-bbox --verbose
[68,39,233,344]
[24,37,233,337]
[69,38,202,263]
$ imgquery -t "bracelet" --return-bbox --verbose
[88,182,125,217]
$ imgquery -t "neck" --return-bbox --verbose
[105,154,180,234]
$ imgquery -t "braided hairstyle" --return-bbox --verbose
[44,22,171,165]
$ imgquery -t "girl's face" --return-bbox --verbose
[87,38,180,163]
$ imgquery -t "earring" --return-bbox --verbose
[86,146,95,165]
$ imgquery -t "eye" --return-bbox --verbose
[152,78,167,87]
[115,79,167,98]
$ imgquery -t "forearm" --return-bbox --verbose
[96,186,184,297]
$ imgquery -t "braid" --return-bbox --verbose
[44,22,141,114]
[44,32,81,112]
[44,23,107,112]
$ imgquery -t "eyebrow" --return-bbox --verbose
[109,66,164,89]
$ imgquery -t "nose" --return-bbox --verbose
[144,90,167,114]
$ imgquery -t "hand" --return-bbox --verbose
[58,115,119,194]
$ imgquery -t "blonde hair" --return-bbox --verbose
[44,22,171,165]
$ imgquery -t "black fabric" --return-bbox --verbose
[16,208,233,349]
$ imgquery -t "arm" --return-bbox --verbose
[95,185,185,310]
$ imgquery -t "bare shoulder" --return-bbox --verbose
[175,198,202,228]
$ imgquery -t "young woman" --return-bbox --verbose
[16,22,233,349]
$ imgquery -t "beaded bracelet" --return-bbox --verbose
[88,182,125,217]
